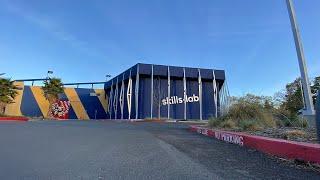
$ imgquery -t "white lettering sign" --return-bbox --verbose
[162,94,199,106]
[214,131,244,146]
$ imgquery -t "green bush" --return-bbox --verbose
[290,117,308,128]
[238,119,261,131]
[208,118,222,128]
[208,94,276,131]
[220,119,236,129]
[208,93,311,131]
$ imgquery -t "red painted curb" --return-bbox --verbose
[189,125,320,164]
[0,117,29,121]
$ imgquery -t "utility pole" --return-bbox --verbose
[106,75,111,82]
[47,70,53,79]
[286,0,315,119]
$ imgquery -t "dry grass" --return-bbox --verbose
[208,98,276,131]
[284,130,306,139]
[219,119,236,129]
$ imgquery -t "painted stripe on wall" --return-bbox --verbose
[30,86,50,117]
[64,88,89,120]
[5,82,24,116]
[21,86,42,117]
[94,89,108,113]
[75,88,107,119]
[58,92,78,119]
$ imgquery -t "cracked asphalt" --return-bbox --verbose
[0,120,319,179]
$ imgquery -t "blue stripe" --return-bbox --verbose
[75,88,107,119]
[20,86,43,117]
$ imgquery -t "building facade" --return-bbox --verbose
[104,63,227,120]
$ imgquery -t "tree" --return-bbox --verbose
[276,76,319,118]
[279,78,304,117]
[264,99,274,110]
[236,94,273,109]
[311,76,320,105]
[42,78,64,117]
[0,78,18,115]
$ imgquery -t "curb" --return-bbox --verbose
[189,125,320,164]
[0,117,29,121]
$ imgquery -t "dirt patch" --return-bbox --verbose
[203,124,318,144]
[250,127,318,144]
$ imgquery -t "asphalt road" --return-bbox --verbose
[0,121,318,180]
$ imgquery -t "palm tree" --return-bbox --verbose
[0,78,18,115]
[42,78,64,117]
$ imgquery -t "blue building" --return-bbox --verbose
[104,63,227,120]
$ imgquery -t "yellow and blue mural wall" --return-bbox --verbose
[5,82,108,120]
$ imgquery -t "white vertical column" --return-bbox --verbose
[157,76,161,119]
[150,65,154,119]
[135,65,140,120]
[198,69,202,120]
[113,77,119,119]
[120,73,125,119]
[212,70,218,118]
[183,68,187,120]
[127,69,132,120]
[108,80,114,120]
[167,66,170,119]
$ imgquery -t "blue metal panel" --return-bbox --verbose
[123,69,130,80]
[214,70,225,81]
[200,69,213,79]
[170,66,183,77]
[186,80,200,119]
[159,78,169,118]
[185,68,198,79]
[170,78,184,119]
[122,80,129,119]
[152,77,160,118]
[139,63,152,75]
[153,65,168,77]
[202,81,215,119]
[138,77,151,119]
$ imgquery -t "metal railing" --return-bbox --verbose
[14,78,105,88]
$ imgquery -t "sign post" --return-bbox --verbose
[316,91,320,143]
[286,0,315,120]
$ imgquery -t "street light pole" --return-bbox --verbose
[47,70,53,80]
[286,0,315,117]
[106,75,111,82]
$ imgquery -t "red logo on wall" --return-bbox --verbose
[50,101,71,120]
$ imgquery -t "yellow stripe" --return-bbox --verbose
[94,89,108,113]
[64,88,89,120]
[5,82,24,116]
[30,86,50,117]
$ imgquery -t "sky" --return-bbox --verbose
[0,0,319,96]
